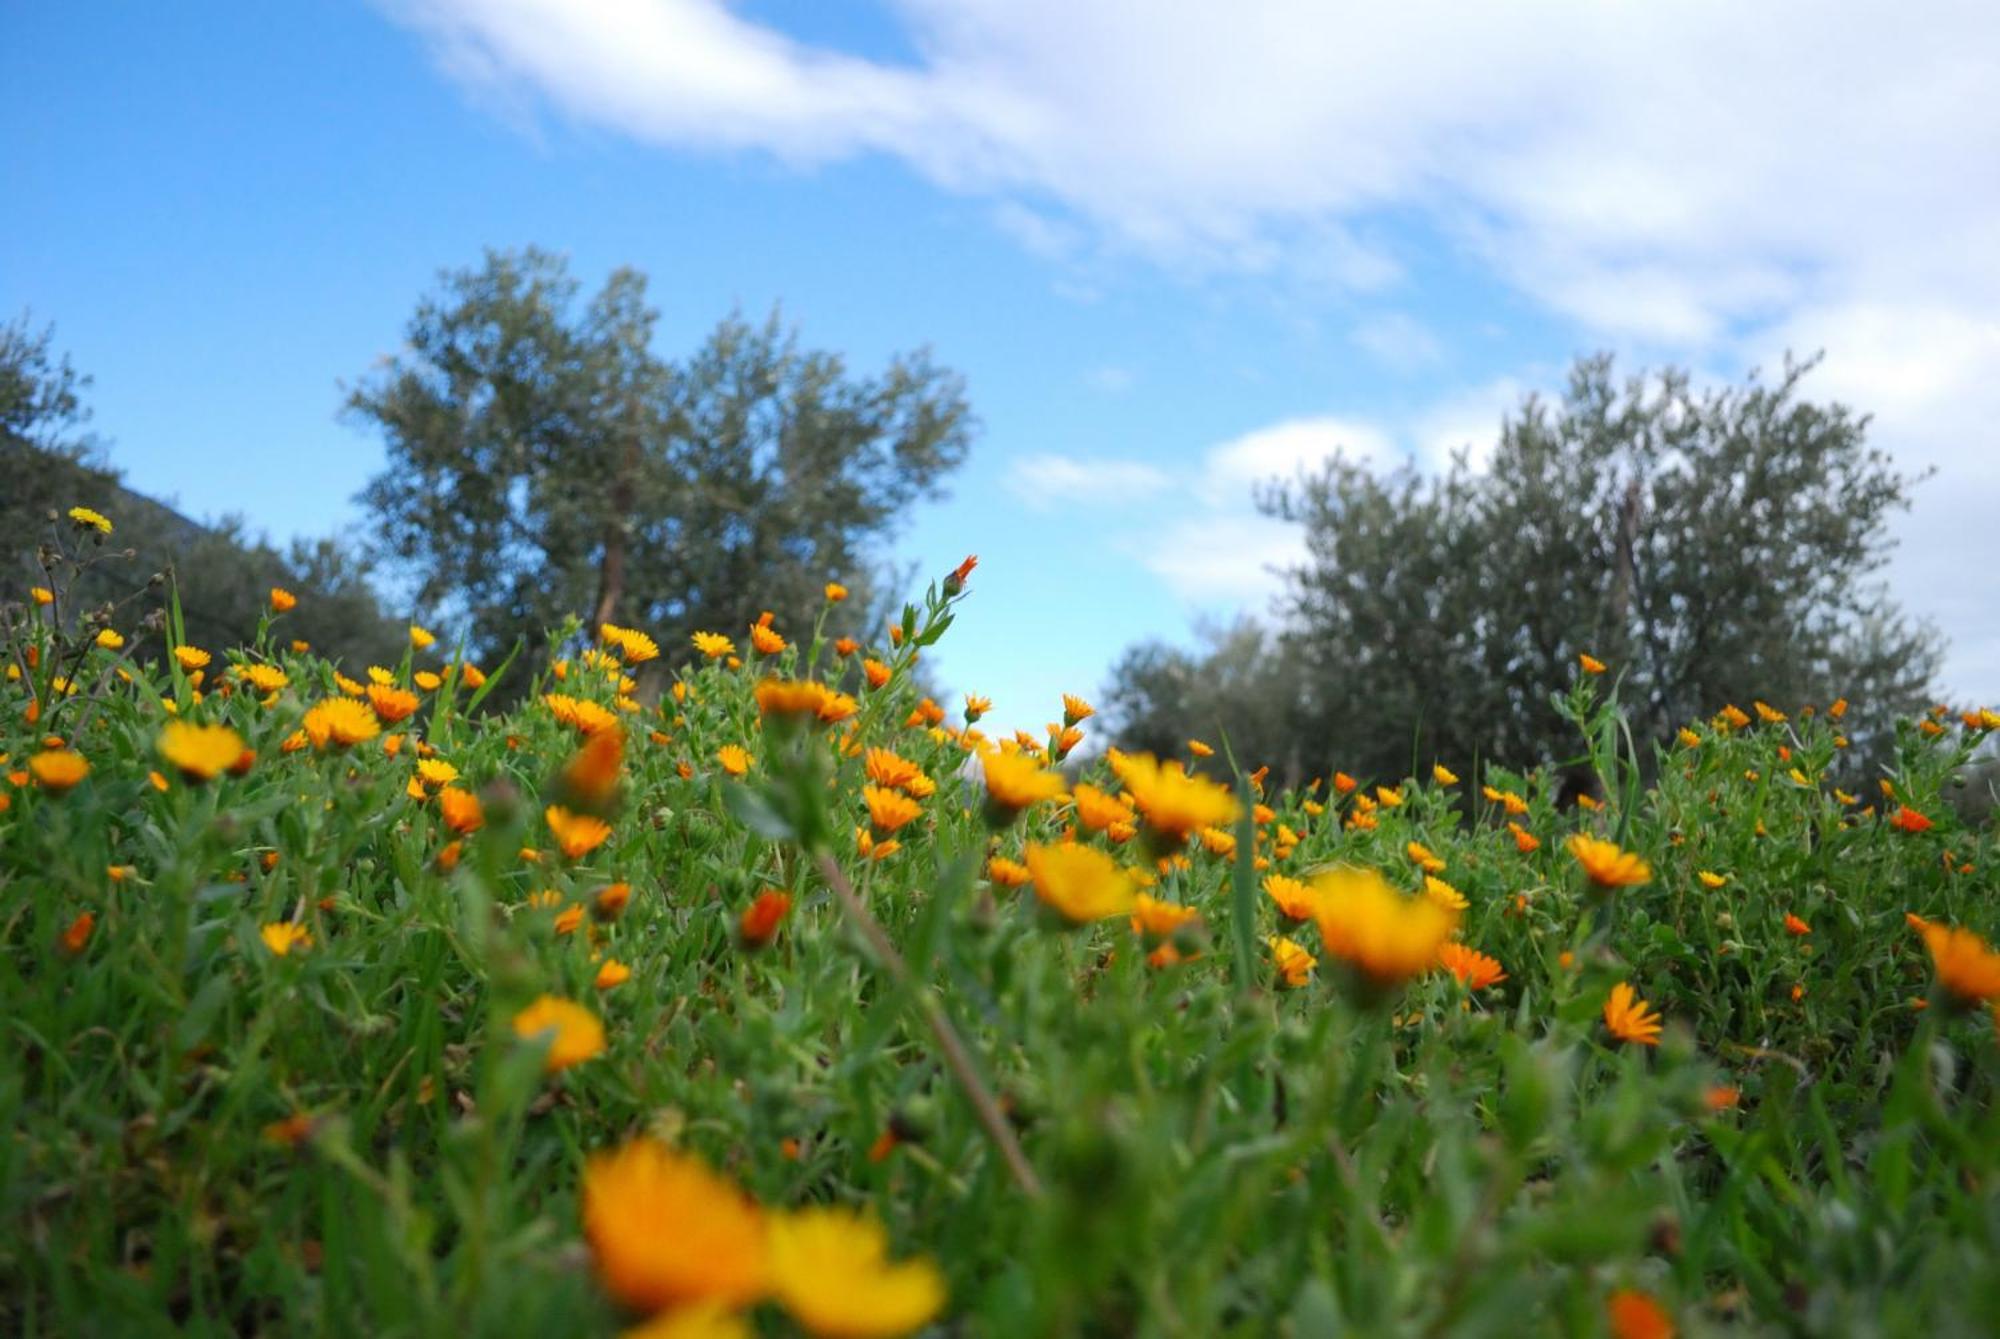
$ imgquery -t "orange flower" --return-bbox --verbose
[1606,1289,1674,1339]
[1888,805,1933,834]
[1783,913,1811,936]
[1129,893,1200,943]
[749,623,787,656]
[717,744,752,778]
[1507,821,1540,853]
[157,722,246,783]
[863,785,923,834]
[581,1139,768,1312]
[1603,982,1663,1046]
[268,587,297,612]
[1915,920,2000,1005]
[946,554,977,589]
[980,747,1065,815]
[561,726,625,810]
[1578,653,1607,675]
[594,958,632,991]
[1437,942,1507,990]
[60,910,95,955]
[28,750,88,792]
[1567,834,1651,889]
[740,890,792,947]
[1268,935,1317,988]
[439,786,485,834]
[367,683,420,723]
[512,995,605,1072]
[862,658,893,689]
[546,805,613,859]
[986,856,1030,887]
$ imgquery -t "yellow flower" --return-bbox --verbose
[1432,763,1459,786]
[414,670,442,691]
[581,1139,768,1312]
[28,750,89,792]
[1025,842,1136,924]
[863,784,922,834]
[1109,751,1239,849]
[1421,875,1467,912]
[1916,920,2000,1005]
[1437,942,1507,989]
[31,586,54,605]
[1578,653,1607,675]
[768,1207,946,1339]
[1061,694,1094,724]
[1697,870,1727,889]
[750,623,787,656]
[987,855,1030,887]
[1405,840,1446,874]
[512,995,605,1072]
[1071,782,1135,832]
[368,683,420,723]
[716,744,753,778]
[409,624,436,649]
[303,698,380,749]
[1567,834,1652,889]
[68,505,113,533]
[414,758,458,788]
[95,627,125,650]
[980,747,1066,814]
[1130,893,1200,942]
[1603,982,1663,1046]
[1677,727,1701,748]
[269,587,297,612]
[824,582,849,602]
[1309,867,1456,990]
[1753,700,1786,723]
[594,958,632,991]
[237,663,288,694]
[1187,738,1214,758]
[260,922,312,956]
[173,645,211,672]
[622,1304,750,1339]
[1263,874,1322,921]
[546,805,613,859]
[1268,935,1317,987]
[692,631,736,659]
[158,722,246,782]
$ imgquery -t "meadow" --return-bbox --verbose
[4,508,1998,1337]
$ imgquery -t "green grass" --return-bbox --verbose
[3,552,1998,1337]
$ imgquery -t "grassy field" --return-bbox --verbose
[4,517,1999,1337]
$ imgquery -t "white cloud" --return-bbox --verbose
[1129,512,1305,606]
[1411,377,1526,473]
[1006,453,1172,509]
[1202,416,1391,502]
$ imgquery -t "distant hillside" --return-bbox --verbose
[4,440,407,673]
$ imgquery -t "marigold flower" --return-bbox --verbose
[716,744,753,778]
[1578,653,1607,675]
[546,805,613,859]
[690,631,735,659]
[1130,893,1200,942]
[303,697,380,749]
[1261,874,1318,922]
[1915,920,2000,1005]
[512,995,605,1071]
[1437,942,1507,989]
[1432,763,1459,786]
[581,1139,768,1311]
[945,553,977,590]
[238,663,288,694]
[1888,805,1933,834]
[1110,751,1239,850]
[769,1205,946,1339]
[367,683,420,724]
[1568,834,1651,889]
[60,910,96,955]
[561,726,625,810]
[1311,867,1457,991]
[623,1305,751,1339]
[409,624,436,650]
[1697,870,1727,889]
[980,747,1065,815]
[1061,784,1129,835]
[1717,703,1751,730]
[173,645,211,672]
[741,890,792,947]
[260,922,312,956]
[863,784,922,834]
[1603,982,1663,1046]
[1508,821,1540,853]
[986,855,1030,887]
[1406,840,1446,874]
[1333,771,1358,794]
[1422,875,1468,912]
[29,750,89,792]
[1753,700,1786,724]
[1783,913,1811,936]
[1187,738,1214,758]
[750,623,787,656]
[1703,1085,1741,1112]
[1025,842,1135,924]
[1269,935,1317,988]
[68,505,113,534]
[158,722,246,782]
[95,627,125,650]
[1676,727,1701,748]
[267,586,296,613]
[31,586,53,605]
[1606,1289,1674,1339]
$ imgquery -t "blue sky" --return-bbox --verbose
[6,2,1997,733]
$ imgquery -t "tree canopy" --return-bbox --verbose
[348,248,976,672]
[1107,354,1942,785]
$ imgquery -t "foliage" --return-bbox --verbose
[5,523,1999,1336]
[348,248,975,679]
[1111,354,1943,787]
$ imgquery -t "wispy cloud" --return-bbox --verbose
[1006,453,1173,510]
